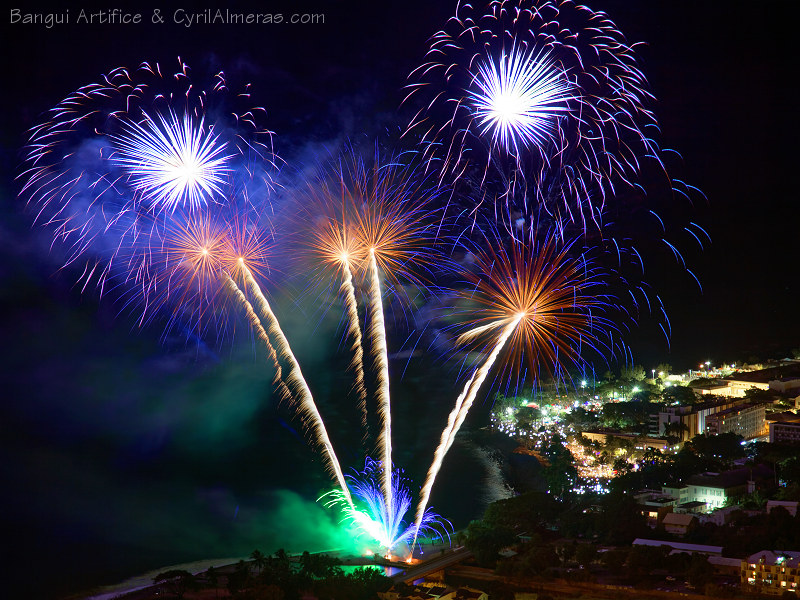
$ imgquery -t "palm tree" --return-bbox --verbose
[663,421,689,443]
[206,566,219,600]
[251,549,267,574]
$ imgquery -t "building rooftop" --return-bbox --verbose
[724,363,800,385]
[746,550,800,568]
[663,513,696,526]
[709,556,743,567]
[767,411,800,423]
[632,539,723,555]
[685,465,773,489]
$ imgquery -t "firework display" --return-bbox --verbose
[321,459,451,555]
[19,58,277,292]
[404,0,670,230]
[412,227,621,545]
[17,0,704,561]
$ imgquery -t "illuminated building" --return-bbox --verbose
[741,550,800,595]
[684,465,773,511]
[769,420,800,445]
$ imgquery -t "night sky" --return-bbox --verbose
[0,1,797,598]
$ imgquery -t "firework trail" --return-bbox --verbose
[242,264,354,508]
[411,227,620,548]
[340,257,369,430]
[223,272,293,402]
[307,214,369,431]
[412,317,518,549]
[302,148,443,526]
[367,248,394,520]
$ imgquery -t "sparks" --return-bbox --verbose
[469,45,575,156]
[110,110,232,212]
[322,458,451,553]
[412,227,620,549]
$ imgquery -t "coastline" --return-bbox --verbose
[75,557,245,600]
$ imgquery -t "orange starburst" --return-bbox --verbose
[220,211,273,286]
[309,217,366,280]
[161,214,228,310]
[459,230,618,385]
[301,148,440,288]
[349,161,437,288]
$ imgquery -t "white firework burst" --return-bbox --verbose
[111,110,232,211]
[468,45,575,156]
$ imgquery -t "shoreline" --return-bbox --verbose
[75,556,245,600]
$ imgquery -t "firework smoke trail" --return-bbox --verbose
[223,272,293,402]
[340,258,369,431]
[241,265,353,508]
[309,215,369,431]
[409,226,623,549]
[367,248,393,520]
[312,150,441,526]
[411,317,519,549]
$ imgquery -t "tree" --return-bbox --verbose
[227,560,251,596]
[206,566,219,599]
[685,432,745,465]
[251,549,267,573]
[543,452,578,498]
[626,544,669,577]
[463,520,516,567]
[663,385,697,405]
[557,540,577,565]
[620,365,646,382]
[516,406,542,430]
[656,363,673,377]
[483,491,560,532]
[744,387,778,404]
[153,570,197,600]
[663,421,690,444]
[521,545,560,575]
[601,548,627,572]
[300,551,341,579]
[687,554,714,589]
[575,543,598,568]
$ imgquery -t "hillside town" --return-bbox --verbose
[125,356,800,600]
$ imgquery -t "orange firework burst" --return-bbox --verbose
[302,149,441,288]
[349,164,438,289]
[299,148,444,524]
[458,229,619,386]
[411,228,621,550]
[156,212,230,328]
[309,217,366,280]
[126,205,273,340]
[220,210,273,286]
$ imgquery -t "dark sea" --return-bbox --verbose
[0,278,514,599]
